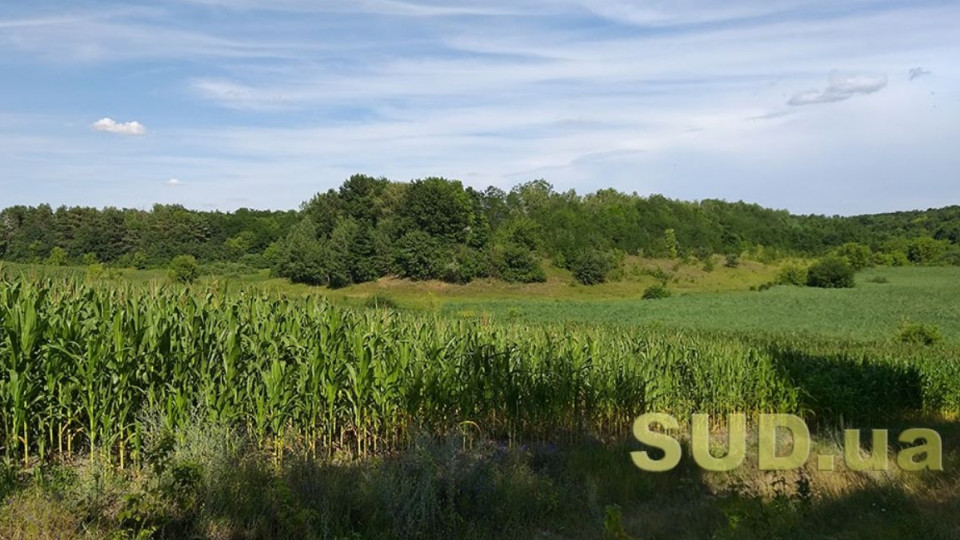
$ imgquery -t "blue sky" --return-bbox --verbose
[1,0,958,215]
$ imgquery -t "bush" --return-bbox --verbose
[441,246,490,284]
[834,242,872,270]
[702,256,715,272]
[906,236,947,265]
[943,249,960,267]
[642,284,671,299]
[169,255,200,284]
[805,256,855,289]
[867,275,889,284]
[724,253,740,268]
[571,249,613,285]
[777,264,807,286]
[46,246,68,267]
[898,322,942,346]
[493,243,546,283]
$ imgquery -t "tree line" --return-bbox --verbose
[2,174,959,286]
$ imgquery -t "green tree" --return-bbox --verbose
[275,218,327,285]
[400,178,474,243]
[663,229,679,259]
[393,230,446,281]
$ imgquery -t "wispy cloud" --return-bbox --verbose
[165,178,183,186]
[92,117,147,135]
[174,0,526,17]
[787,73,887,106]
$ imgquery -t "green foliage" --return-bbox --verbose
[46,246,68,267]
[907,236,947,265]
[724,253,740,268]
[834,242,872,270]
[943,249,960,267]
[571,249,614,285]
[663,228,679,259]
[642,284,671,299]
[168,255,200,284]
[777,264,808,286]
[400,177,475,243]
[394,230,446,281]
[131,251,148,270]
[702,256,716,272]
[898,322,942,346]
[441,246,490,284]
[806,256,855,289]
[492,243,545,283]
[3,177,960,292]
[275,218,327,285]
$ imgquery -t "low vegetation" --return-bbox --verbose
[805,256,856,289]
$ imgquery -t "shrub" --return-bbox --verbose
[493,243,546,283]
[441,246,490,285]
[898,322,942,346]
[642,284,671,299]
[86,263,105,279]
[571,249,613,285]
[943,249,960,267]
[777,264,807,286]
[834,242,872,270]
[867,275,889,284]
[724,253,740,268]
[81,252,99,266]
[46,246,68,267]
[906,236,947,265]
[805,256,855,289]
[169,255,200,284]
[702,256,715,272]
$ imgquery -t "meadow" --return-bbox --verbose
[439,267,960,343]
[1,263,959,538]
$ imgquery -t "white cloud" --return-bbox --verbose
[165,178,183,186]
[92,117,147,135]
[787,73,888,106]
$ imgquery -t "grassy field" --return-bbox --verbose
[438,267,960,343]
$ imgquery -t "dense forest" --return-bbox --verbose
[2,174,959,286]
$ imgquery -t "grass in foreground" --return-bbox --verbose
[1,416,957,539]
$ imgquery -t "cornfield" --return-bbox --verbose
[1,272,957,469]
